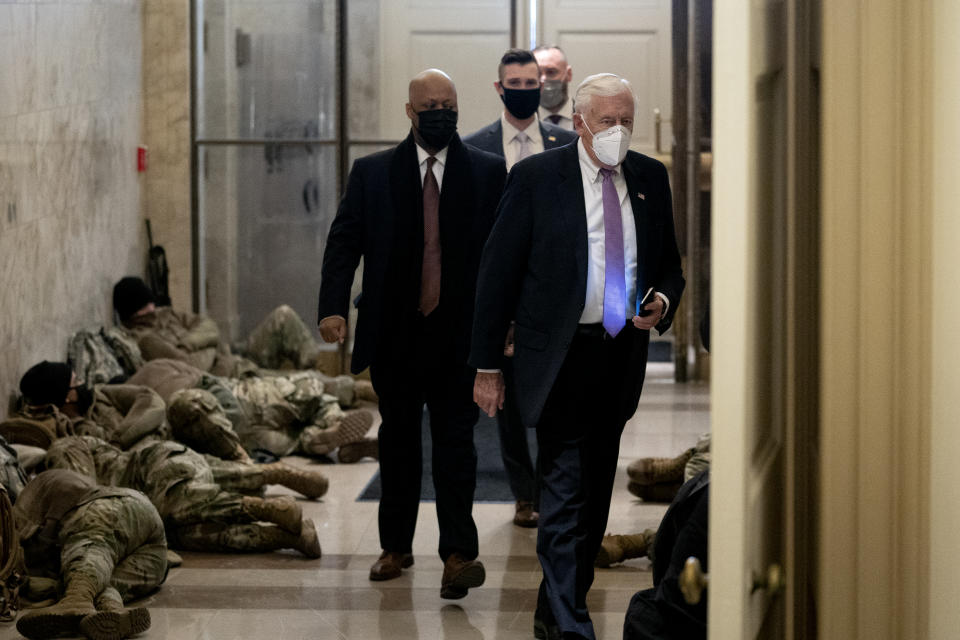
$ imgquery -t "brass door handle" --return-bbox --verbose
[679,556,709,604]
[751,563,786,596]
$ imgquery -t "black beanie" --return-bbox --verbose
[19,361,73,406]
[113,276,156,322]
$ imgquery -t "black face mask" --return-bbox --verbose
[501,87,541,120]
[415,108,458,150]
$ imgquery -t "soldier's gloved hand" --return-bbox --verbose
[319,316,347,344]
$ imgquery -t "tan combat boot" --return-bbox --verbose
[16,573,99,639]
[301,409,374,456]
[256,519,322,559]
[353,380,378,403]
[627,481,683,503]
[595,529,656,568]
[259,461,330,498]
[626,448,695,486]
[78,587,150,640]
[241,496,303,534]
[338,437,379,463]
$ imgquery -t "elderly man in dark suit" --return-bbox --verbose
[463,48,577,531]
[471,73,684,640]
[464,49,576,173]
[318,69,505,600]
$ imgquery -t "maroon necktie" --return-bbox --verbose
[548,114,562,125]
[420,156,441,315]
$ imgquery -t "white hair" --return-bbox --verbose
[572,73,635,115]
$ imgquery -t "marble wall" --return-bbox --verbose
[0,0,145,419]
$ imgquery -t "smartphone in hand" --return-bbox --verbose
[636,287,656,317]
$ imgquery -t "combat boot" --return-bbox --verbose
[627,481,683,503]
[255,519,322,558]
[338,437,379,463]
[301,409,374,456]
[595,529,656,568]
[627,448,695,486]
[259,461,330,498]
[78,587,150,640]
[353,380,379,403]
[241,496,303,534]
[16,573,99,639]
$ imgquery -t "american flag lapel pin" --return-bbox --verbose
[637,192,646,200]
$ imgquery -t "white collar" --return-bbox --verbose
[577,138,618,182]
[415,143,448,166]
[500,112,539,141]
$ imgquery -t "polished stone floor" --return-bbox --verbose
[1,364,709,640]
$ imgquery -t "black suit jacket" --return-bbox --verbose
[462,118,577,161]
[318,132,506,374]
[469,141,684,428]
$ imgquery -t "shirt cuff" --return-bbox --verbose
[655,292,670,318]
[476,368,502,374]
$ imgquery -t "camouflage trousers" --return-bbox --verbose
[227,372,349,457]
[146,451,247,529]
[241,305,320,370]
[59,491,168,602]
[684,433,712,482]
[167,388,247,461]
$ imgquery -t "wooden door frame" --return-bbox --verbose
[819,1,944,638]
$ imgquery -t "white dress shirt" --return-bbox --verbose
[416,143,447,189]
[500,113,544,171]
[577,139,639,325]
[538,99,574,131]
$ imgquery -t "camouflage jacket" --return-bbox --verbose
[74,385,169,450]
[125,307,256,377]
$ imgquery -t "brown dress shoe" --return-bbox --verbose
[440,552,485,599]
[513,500,539,528]
[369,551,414,581]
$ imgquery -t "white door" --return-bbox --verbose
[378,0,512,140]
[710,0,818,637]
[538,0,672,156]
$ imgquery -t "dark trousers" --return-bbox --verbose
[498,360,538,505]
[369,310,480,562]
[535,324,648,640]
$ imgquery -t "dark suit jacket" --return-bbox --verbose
[318,132,506,374]
[462,118,577,161]
[469,141,684,428]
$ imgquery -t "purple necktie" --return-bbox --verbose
[548,114,562,125]
[420,157,441,315]
[600,168,626,337]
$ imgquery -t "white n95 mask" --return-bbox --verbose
[583,121,631,166]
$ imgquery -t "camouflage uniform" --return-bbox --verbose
[240,304,321,370]
[71,384,170,449]
[13,469,167,604]
[44,436,321,557]
[123,304,320,377]
[123,306,257,378]
[684,434,711,482]
[128,358,248,442]
[226,372,373,457]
